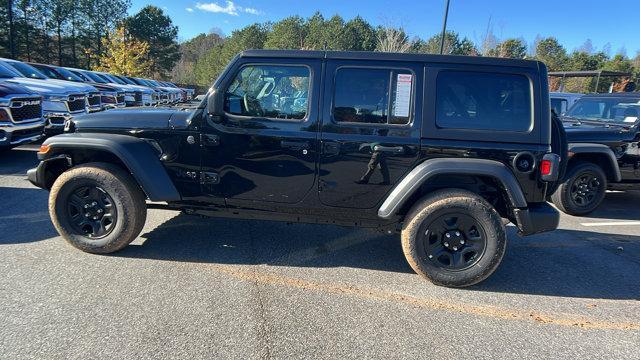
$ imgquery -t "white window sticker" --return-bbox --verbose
[623,116,638,123]
[394,74,412,117]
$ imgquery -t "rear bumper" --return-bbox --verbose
[513,202,559,236]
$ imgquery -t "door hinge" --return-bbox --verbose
[200,171,220,185]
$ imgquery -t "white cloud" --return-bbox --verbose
[196,1,239,15]
[186,7,194,12]
[195,1,262,16]
[243,7,262,15]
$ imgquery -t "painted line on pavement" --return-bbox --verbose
[580,221,640,227]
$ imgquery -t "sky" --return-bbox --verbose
[129,0,640,56]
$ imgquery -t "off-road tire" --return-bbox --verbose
[49,162,147,254]
[551,162,606,216]
[401,189,506,287]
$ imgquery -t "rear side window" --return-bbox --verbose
[436,71,532,132]
[333,68,413,125]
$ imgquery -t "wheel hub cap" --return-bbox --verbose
[66,186,117,239]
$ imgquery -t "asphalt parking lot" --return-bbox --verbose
[1,146,639,359]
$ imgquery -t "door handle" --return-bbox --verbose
[373,145,405,154]
[281,140,310,150]
[201,134,220,147]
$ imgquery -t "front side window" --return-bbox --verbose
[224,65,310,120]
[333,68,413,125]
[436,71,533,132]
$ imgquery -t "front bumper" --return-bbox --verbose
[514,202,560,236]
[0,120,45,147]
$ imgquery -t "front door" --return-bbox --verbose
[318,60,423,209]
[200,58,322,206]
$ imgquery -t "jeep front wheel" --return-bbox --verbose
[401,189,506,287]
[49,162,147,254]
[551,162,606,216]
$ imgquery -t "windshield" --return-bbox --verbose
[83,71,108,84]
[566,97,640,124]
[102,73,126,85]
[0,63,18,78]
[118,76,136,85]
[5,61,48,79]
[55,67,84,82]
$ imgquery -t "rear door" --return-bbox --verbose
[318,60,423,209]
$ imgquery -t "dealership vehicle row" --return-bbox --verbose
[0,57,194,150]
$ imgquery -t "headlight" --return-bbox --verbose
[42,100,68,112]
[0,109,10,122]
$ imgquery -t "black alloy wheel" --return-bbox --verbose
[66,185,117,239]
[419,213,487,271]
[569,172,603,208]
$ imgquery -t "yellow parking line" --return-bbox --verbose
[209,264,640,331]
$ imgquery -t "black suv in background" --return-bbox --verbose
[28,50,564,287]
[552,93,640,215]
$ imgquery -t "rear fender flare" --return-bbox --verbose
[568,143,621,182]
[378,158,527,219]
[40,133,181,202]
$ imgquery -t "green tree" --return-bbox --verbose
[534,37,568,71]
[487,38,527,58]
[342,16,376,51]
[265,16,306,50]
[413,31,477,55]
[125,5,180,78]
[194,23,269,86]
[171,32,224,84]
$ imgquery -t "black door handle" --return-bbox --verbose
[373,145,405,154]
[281,140,310,150]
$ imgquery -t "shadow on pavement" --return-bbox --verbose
[0,187,56,244]
[579,190,640,220]
[119,213,640,301]
[0,147,39,176]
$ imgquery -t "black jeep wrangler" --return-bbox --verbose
[553,93,640,215]
[28,50,564,287]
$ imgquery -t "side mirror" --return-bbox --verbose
[206,89,223,123]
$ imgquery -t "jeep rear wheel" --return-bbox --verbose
[551,162,606,216]
[401,189,506,287]
[49,162,147,254]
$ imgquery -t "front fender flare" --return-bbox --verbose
[378,158,528,219]
[38,133,181,202]
[568,143,622,182]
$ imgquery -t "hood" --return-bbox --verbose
[0,81,36,97]
[123,84,154,94]
[6,77,93,95]
[87,82,120,92]
[71,108,192,131]
[40,78,98,92]
[564,120,637,145]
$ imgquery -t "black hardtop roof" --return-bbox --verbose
[239,49,542,69]
[580,92,640,99]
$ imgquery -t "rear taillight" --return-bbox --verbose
[540,154,560,182]
[540,159,552,176]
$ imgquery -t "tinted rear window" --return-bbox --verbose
[436,71,532,132]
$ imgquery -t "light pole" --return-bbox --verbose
[439,0,451,55]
